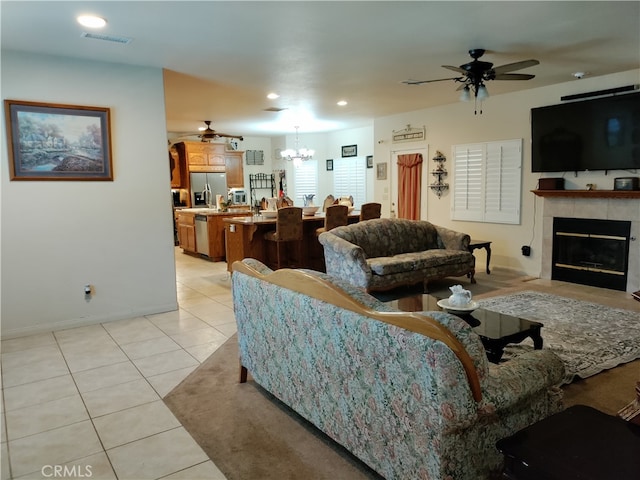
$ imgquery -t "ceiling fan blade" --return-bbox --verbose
[442,65,467,74]
[402,77,461,85]
[215,132,244,141]
[494,73,536,80]
[492,59,539,74]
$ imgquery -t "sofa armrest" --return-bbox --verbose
[318,232,372,288]
[481,349,565,412]
[435,225,471,251]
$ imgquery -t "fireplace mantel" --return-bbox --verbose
[532,190,640,199]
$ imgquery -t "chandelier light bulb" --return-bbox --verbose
[281,127,314,164]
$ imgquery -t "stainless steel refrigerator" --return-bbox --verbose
[190,172,227,206]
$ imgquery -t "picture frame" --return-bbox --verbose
[341,144,357,157]
[376,162,387,180]
[4,99,113,181]
[366,155,373,168]
[326,159,333,171]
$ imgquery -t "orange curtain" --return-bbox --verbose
[397,153,423,220]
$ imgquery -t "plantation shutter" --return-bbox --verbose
[333,157,366,208]
[452,144,483,221]
[452,139,522,224]
[485,140,522,223]
[293,159,317,203]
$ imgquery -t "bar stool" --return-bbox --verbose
[359,202,382,221]
[322,195,335,212]
[263,207,303,269]
[316,204,349,235]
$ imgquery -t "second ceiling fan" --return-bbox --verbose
[179,121,244,142]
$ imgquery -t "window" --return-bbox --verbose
[333,157,366,207]
[292,159,317,203]
[451,139,522,224]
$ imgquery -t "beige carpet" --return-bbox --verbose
[164,273,639,478]
[164,339,638,480]
[163,334,381,480]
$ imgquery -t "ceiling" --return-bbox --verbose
[2,1,639,138]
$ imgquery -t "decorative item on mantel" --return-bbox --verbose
[429,150,449,198]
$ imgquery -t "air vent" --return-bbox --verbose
[81,32,133,45]
[263,107,287,112]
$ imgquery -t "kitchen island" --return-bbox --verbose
[224,212,360,272]
[177,208,252,261]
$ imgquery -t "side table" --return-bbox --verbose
[468,239,492,274]
[497,404,640,479]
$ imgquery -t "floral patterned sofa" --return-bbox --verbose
[231,258,565,480]
[318,218,475,292]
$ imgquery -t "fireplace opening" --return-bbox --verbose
[552,217,631,291]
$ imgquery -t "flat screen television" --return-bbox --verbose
[531,92,640,172]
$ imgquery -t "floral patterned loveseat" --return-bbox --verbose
[231,258,565,480]
[318,218,475,292]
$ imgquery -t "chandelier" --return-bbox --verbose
[281,126,314,166]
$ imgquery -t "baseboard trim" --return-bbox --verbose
[0,302,179,340]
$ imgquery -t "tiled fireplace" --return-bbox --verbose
[539,193,639,293]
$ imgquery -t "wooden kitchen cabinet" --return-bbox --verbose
[173,141,245,190]
[225,152,244,188]
[169,145,186,188]
[177,212,196,253]
[177,141,226,172]
[207,212,251,261]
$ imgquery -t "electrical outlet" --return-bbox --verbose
[521,246,531,257]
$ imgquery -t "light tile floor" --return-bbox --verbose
[2,250,638,479]
[1,249,232,480]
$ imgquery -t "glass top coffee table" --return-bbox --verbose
[387,294,543,363]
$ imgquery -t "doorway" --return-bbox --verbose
[390,147,428,219]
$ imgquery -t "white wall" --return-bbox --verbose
[373,69,640,277]
[1,51,177,338]
[256,126,374,207]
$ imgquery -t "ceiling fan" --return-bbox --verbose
[403,49,539,106]
[177,120,244,142]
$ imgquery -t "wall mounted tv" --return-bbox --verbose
[531,92,640,172]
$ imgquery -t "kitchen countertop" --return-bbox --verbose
[223,211,361,224]
[177,207,252,215]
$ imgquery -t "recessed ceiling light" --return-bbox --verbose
[337,100,348,106]
[77,15,107,28]
[267,93,280,100]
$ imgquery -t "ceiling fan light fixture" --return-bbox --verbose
[459,86,471,102]
[476,84,489,100]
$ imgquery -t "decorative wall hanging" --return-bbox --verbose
[326,159,334,171]
[341,144,357,157]
[429,150,449,198]
[366,155,373,168]
[5,100,113,181]
[376,162,387,180]
[392,124,425,143]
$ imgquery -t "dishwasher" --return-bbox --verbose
[194,215,210,257]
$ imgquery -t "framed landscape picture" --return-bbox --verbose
[4,100,113,181]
